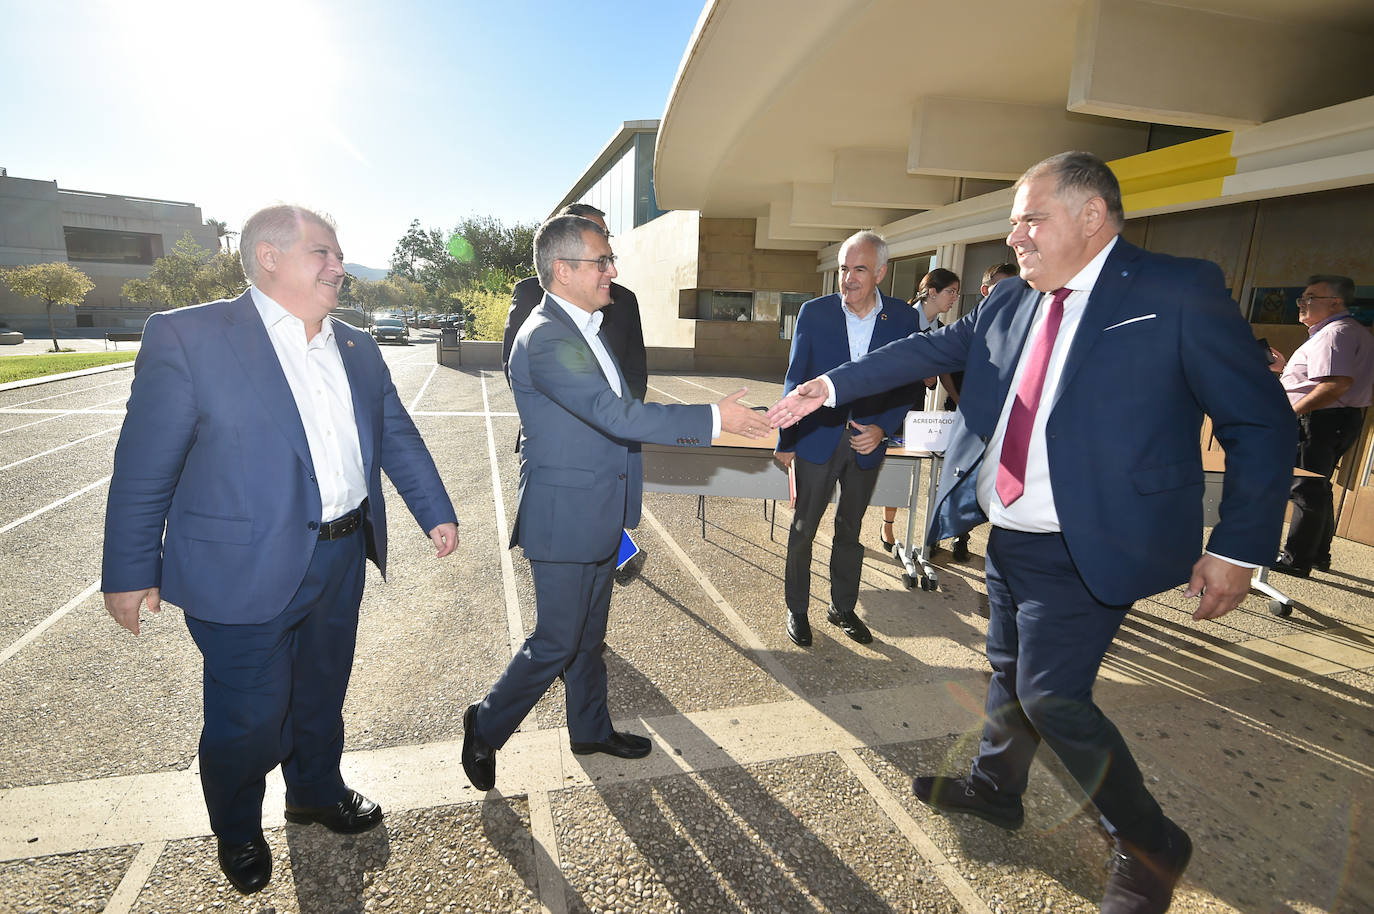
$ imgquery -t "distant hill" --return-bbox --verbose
[346,263,389,281]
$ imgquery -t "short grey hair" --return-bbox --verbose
[840,230,889,272]
[559,203,606,222]
[1307,274,1355,307]
[534,215,600,289]
[240,205,336,284]
[1016,151,1125,230]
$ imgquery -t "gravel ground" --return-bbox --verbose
[127,800,539,913]
[553,753,961,913]
[0,845,138,914]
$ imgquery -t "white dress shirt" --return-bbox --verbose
[975,238,1117,532]
[251,287,367,522]
[548,293,721,437]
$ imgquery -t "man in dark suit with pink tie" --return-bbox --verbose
[769,152,1294,914]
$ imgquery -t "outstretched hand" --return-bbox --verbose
[766,378,828,428]
[717,387,769,439]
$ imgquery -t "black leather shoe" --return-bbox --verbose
[826,605,873,644]
[952,536,970,562]
[786,612,812,647]
[570,730,652,759]
[284,788,383,834]
[1314,556,1331,572]
[1271,556,1310,578]
[462,702,496,791]
[217,835,271,895]
[1100,817,1192,914]
[911,775,1024,830]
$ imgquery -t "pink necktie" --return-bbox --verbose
[996,287,1071,507]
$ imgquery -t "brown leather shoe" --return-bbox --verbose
[1100,818,1192,914]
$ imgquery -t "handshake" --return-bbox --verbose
[715,379,830,439]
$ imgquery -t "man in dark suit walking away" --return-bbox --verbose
[769,152,1294,914]
[461,215,765,793]
[102,205,459,895]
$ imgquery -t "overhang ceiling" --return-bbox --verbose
[655,0,1374,247]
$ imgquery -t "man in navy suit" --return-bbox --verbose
[102,205,459,895]
[461,215,765,792]
[776,231,918,648]
[502,203,647,399]
[769,152,1294,914]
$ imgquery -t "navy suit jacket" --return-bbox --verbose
[827,240,1296,605]
[508,296,712,563]
[778,292,920,469]
[102,291,457,624]
[503,276,648,399]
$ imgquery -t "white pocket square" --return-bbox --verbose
[1104,314,1157,331]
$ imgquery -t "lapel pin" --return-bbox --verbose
[880,313,888,320]
[346,340,355,347]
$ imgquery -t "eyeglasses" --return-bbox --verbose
[561,255,617,272]
[1296,294,1338,305]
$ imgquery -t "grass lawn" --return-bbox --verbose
[0,351,137,385]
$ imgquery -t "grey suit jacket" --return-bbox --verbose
[507,296,712,563]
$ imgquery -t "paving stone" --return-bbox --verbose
[0,845,137,914]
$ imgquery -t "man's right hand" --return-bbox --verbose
[767,378,828,428]
[104,588,161,635]
[717,387,768,438]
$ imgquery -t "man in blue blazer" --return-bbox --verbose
[769,153,1294,914]
[776,231,918,647]
[102,205,459,895]
[461,215,765,791]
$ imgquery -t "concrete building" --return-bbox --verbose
[0,173,219,331]
[556,0,1374,542]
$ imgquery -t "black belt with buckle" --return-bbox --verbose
[318,505,363,540]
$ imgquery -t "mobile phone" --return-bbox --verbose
[1257,337,1276,365]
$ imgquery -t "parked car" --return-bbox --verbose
[371,317,409,345]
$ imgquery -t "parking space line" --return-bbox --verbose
[0,425,120,472]
[0,579,101,668]
[645,383,687,403]
[412,410,519,417]
[0,396,128,433]
[3,377,129,409]
[479,371,526,658]
[408,364,439,413]
[0,475,110,536]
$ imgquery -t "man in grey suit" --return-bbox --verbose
[462,215,765,790]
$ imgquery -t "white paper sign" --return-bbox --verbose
[903,411,955,453]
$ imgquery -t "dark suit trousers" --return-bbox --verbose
[478,553,617,748]
[785,430,880,616]
[971,527,1166,849]
[184,530,365,842]
[1284,407,1364,567]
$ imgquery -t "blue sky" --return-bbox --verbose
[0,0,706,268]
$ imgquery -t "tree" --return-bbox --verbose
[206,218,237,254]
[0,262,95,352]
[388,215,536,312]
[122,232,245,309]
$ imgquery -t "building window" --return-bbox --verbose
[697,289,753,322]
[64,227,163,265]
[777,292,812,340]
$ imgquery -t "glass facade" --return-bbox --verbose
[577,133,666,237]
[64,226,163,265]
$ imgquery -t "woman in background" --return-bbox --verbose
[878,268,964,557]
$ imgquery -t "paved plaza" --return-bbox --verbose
[0,340,1371,913]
